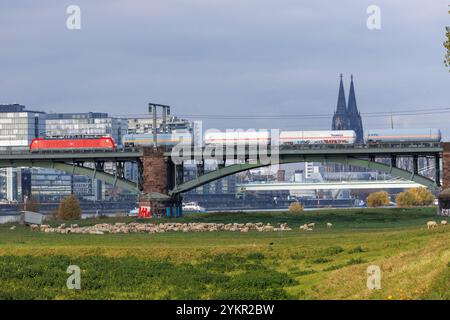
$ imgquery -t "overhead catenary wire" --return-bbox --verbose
[111,107,450,120]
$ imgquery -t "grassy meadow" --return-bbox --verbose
[0,207,448,300]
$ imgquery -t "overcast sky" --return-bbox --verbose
[1,1,449,137]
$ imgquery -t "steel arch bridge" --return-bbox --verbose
[169,153,440,195]
[0,141,445,198]
[0,150,142,193]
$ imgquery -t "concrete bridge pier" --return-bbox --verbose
[138,147,182,218]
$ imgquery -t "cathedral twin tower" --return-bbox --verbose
[331,74,364,143]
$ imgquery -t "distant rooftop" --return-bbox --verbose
[46,112,109,120]
[0,104,26,112]
[0,104,45,114]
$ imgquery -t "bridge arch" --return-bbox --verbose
[170,154,438,195]
[0,160,139,193]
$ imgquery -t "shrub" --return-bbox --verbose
[288,201,304,213]
[323,246,344,256]
[348,246,367,253]
[367,191,390,207]
[57,194,81,220]
[396,187,434,207]
[22,196,40,212]
[396,191,416,207]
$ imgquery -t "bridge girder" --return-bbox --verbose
[0,160,139,193]
[169,154,439,195]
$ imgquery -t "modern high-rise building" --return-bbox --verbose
[0,104,46,201]
[0,104,46,150]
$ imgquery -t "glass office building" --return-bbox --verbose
[0,104,45,150]
[0,104,45,201]
[46,112,128,145]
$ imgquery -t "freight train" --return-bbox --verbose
[28,128,441,152]
[204,129,441,145]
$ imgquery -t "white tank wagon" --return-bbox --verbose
[204,131,271,145]
[204,130,356,145]
[123,131,193,147]
[280,130,356,145]
[365,129,442,143]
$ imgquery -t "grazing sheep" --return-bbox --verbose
[31,221,294,234]
[307,223,315,228]
[427,221,438,229]
[9,225,16,230]
[326,223,333,228]
[441,220,448,226]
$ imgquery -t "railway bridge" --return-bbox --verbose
[0,142,449,215]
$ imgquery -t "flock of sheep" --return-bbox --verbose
[30,222,294,234]
[16,219,448,233]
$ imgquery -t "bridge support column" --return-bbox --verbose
[442,143,450,189]
[391,155,397,168]
[435,153,441,187]
[138,147,181,217]
[413,155,419,175]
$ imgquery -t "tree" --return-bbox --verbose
[367,191,390,207]
[445,8,450,70]
[396,187,434,207]
[288,201,304,213]
[57,194,81,220]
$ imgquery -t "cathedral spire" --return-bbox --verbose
[346,74,364,143]
[332,74,349,130]
[347,74,358,114]
[335,73,346,114]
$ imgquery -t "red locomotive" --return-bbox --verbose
[30,136,117,152]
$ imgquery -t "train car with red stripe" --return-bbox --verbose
[280,130,356,145]
[204,130,356,145]
[30,136,117,152]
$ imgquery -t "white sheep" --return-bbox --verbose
[9,225,16,230]
[441,220,448,226]
[427,221,438,229]
[307,223,315,228]
[326,223,333,228]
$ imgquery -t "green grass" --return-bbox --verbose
[0,207,448,300]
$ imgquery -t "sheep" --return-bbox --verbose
[326,223,333,228]
[441,220,448,226]
[9,225,16,230]
[307,223,315,228]
[33,221,293,234]
[427,221,438,229]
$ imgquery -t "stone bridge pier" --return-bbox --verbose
[442,142,450,190]
[138,147,182,218]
